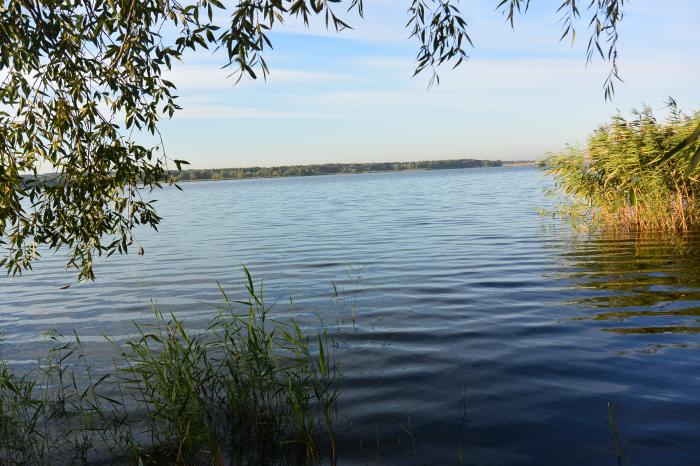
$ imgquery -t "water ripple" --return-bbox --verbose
[2,167,700,465]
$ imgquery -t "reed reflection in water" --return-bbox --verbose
[556,231,700,342]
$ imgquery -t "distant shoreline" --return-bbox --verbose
[20,159,536,187]
[502,161,537,167]
[175,167,435,183]
[173,158,535,183]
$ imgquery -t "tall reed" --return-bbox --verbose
[0,267,338,466]
[541,101,700,232]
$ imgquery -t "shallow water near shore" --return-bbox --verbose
[2,166,700,465]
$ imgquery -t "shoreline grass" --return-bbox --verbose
[0,268,338,466]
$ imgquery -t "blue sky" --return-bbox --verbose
[156,0,699,168]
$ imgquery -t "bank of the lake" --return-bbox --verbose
[173,158,503,182]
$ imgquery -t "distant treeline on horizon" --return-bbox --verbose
[175,158,503,181]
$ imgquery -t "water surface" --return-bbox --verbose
[2,167,699,465]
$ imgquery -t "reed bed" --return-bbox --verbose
[0,268,338,466]
[541,101,700,232]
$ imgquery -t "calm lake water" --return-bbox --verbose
[2,166,700,465]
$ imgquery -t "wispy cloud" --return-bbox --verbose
[164,65,349,91]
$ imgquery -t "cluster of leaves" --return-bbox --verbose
[0,0,190,280]
[0,269,339,465]
[408,0,471,87]
[541,100,700,232]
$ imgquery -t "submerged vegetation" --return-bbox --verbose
[173,159,503,182]
[541,101,700,232]
[0,269,338,465]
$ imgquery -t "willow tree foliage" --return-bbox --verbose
[0,0,676,279]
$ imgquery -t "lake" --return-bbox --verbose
[2,166,699,465]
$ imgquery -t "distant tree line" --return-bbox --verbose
[175,158,503,181]
[17,158,502,189]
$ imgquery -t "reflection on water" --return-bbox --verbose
[558,232,700,338]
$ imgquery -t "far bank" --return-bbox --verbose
[173,158,524,182]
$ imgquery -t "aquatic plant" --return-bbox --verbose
[0,268,338,465]
[541,101,700,232]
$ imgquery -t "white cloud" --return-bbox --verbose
[164,64,348,90]
[352,56,413,71]
[174,102,372,120]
